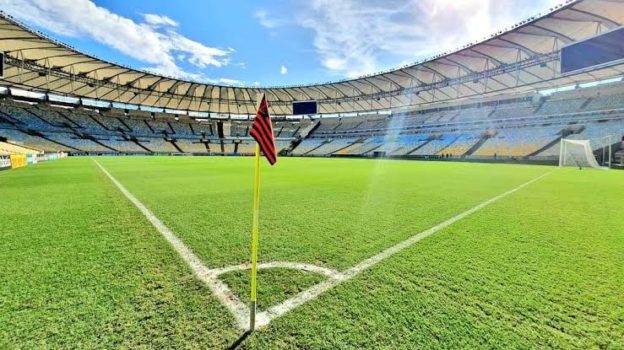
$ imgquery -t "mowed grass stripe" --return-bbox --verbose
[0,158,245,348]
[248,168,624,349]
[95,156,552,270]
[2,157,622,349]
[98,156,555,331]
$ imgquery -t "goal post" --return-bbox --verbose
[559,138,607,169]
[596,135,614,167]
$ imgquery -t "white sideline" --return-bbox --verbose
[93,159,250,329]
[94,156,553,330]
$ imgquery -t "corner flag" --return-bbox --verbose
[249,93,276,331]
[250,93,277,165]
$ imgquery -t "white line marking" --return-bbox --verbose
[95,156,553,331]
[254,170,554,328]
[93,159,250,329]
[212,261,344,280]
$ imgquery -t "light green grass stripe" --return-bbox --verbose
[256,170,554,328]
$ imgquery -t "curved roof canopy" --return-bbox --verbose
[0,0,623,115]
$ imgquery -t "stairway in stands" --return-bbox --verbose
[406,138,432,155]
[331,138,364,155]
[436,135,462,156]
[168,138,183,153]
[524,127,581,158]
[462,134,492,157]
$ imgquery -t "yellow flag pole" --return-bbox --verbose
[249,142,261,331]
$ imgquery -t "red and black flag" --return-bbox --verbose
[250,93,277,165]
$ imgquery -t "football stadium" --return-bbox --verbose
[1,0,623,348]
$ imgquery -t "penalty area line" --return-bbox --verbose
[255,170,554,328]
[92,158,250,329]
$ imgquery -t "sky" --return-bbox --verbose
[0,0,562,87]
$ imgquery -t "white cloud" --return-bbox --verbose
[143,13,178,27]
[296,0,561,78]
[212,78,244,86]
[280,65,288,75]
[0,0,234,81]
[254,10,280,29]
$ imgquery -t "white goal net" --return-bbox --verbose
[559,139,606,169]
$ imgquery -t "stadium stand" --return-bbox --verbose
[222,142,235,154]
[236,141,256,154]
[0,75,623,162]
[0,140,41,155]
[170,120,196,137]
[174,139,208,153]
[139,138,178,153]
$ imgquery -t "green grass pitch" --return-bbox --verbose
[1,156,622,349]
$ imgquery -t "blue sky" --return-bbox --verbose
[0,0,561,86]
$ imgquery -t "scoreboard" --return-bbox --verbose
[561,27,624,75]
[293,101,317,115]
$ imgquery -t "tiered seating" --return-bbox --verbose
[333,141,365,155]
[175,139,207,153]
[538,96,587,115]
[585,94,624,111]
[441,134,480,156]
[230,123,249,137]
[332,118,362,132]
[276,140,291,152]
[207,142,221,153]
[437,112,459,123]
[388,136,428,155]
[31,106,78,128]
[123,118,153,135]
[292,139,325,155]
[91,113,129,131]
[236,142,255,154]
[456,107,493,122]
[536,143,560,158]
[412,135,458,155]
[374,136,406,155]
[65,110,113,134]
[0,128,69,152]
[148,119,172,133]
[335,138,383,155]
[170,121,195,136]
[421,112,445,124]
[100,139,146,153]
[474,127,560,157]
[44,132,106,152]
[307,138,357,156]
[140,138,178,153]
[491,101,535,119]
[193,122,214,136]
[0,141,41,154]
[0,104,55,130]
[276,122,299,137]
[357,117,389,130]
[222,142,235,154]
[575,121,624,147]
[0,78,622,161]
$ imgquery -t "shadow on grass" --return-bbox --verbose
[227,330,252,350]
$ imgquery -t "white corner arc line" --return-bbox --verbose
[253,170,554,329]
[212,261,344,280]
[92,159,250,329]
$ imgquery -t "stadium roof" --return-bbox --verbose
[0,0,623,115]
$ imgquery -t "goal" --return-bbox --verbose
[559,139,606,169]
